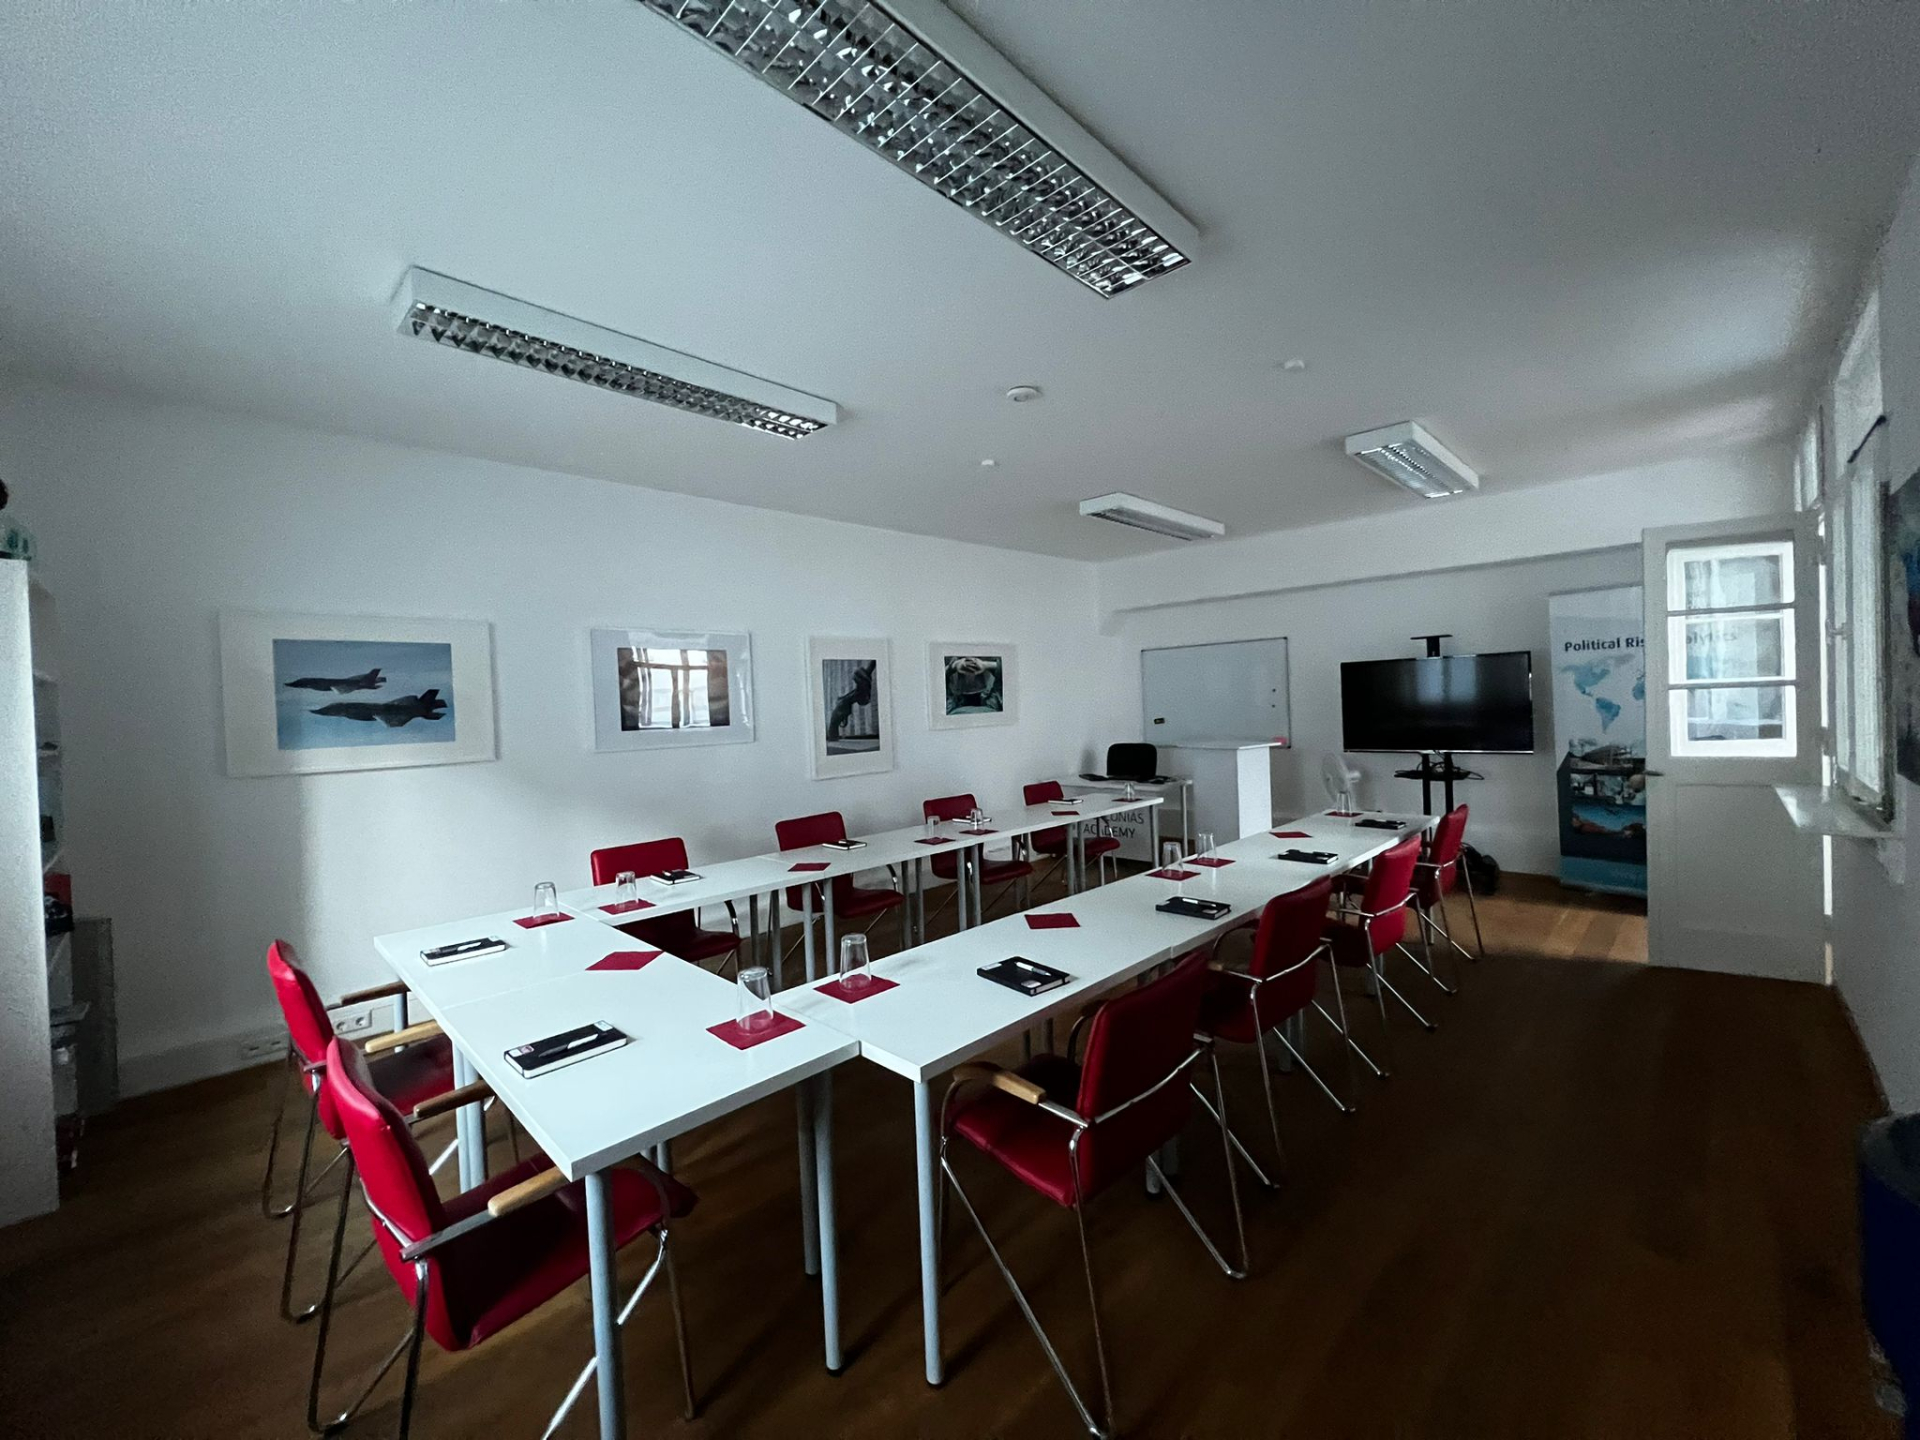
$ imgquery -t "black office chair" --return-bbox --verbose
[1105,742,1160,782]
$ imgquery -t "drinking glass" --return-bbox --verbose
[616,870,638,907]
[1122,781,1138,801]
[1195,831,1218,889]
[737,966,774,1032]
[925,813,940,836]
[839,933,873,990]
[533,881,558,916]
[1160,841,1186,895]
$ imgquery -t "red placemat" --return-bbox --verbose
[1147,867,1199,882]
[514,912,573,929]
[958,827,998,836]
[588,950,661,972]
[1272,830,1310,839]
[789,861,829,872]
[708,1013,805,1050]
[1327,810,1359,818]
[1026,913,1080,930]
[601,898,654,915]
[915,836,954,846]
[819,975,899,1003]
[1191,856,1234,868]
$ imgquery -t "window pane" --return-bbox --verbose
[1672,684,1796,757]
[1673,614,1790,683]
[1680,553,1785,609]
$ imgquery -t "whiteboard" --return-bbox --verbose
[1140,637,1291,746]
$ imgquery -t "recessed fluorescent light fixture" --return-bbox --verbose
[1078,492,1225,542]
[1343,421,1479,499]
[633,0,1199,298]
[392,268,838,439]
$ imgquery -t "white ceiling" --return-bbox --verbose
[3,1,1917,559]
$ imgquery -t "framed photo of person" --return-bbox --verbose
[219,609,496,777]
[590,627,754,752]
[927,640,1017,730]
[806,635,894,779]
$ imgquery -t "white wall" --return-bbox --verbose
[0,379,1126,1094]
[1832,151,1920,1112]
[1115,549,1644,875]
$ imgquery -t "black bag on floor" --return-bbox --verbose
[1461,843,1500,896]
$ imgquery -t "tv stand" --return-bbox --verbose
[1393,752,1475,813]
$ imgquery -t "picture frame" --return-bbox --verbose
[927,640,1018,730]
[589,627,754,753]
[806,635,894,779]
[219,609,496,777]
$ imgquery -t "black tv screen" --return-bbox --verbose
[1340,652,1536,754]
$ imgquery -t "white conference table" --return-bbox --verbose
[558,795,1164,986]
[373,913,857,1440]
[774,808,1436,1387]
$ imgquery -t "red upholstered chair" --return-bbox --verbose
[262,940,458,1324]
[1411,804,1485,981]
[1023,780,1123,889]
[1200,877,1356,1170]
[590,837,742,976]
[309,1039,697,1439]
[938,952,1245,1438]
[774,812,909,962]
[1323,834,1431,1074]
[924,792,1035,917]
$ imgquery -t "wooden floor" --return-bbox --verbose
[0,873,1891,1440]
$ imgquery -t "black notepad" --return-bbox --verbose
[1353,818,1407,830]
[822,838,867,851]
[651,869,701,885]
[421,936,508,965]
[505,1022,628,1078]
[978,956,1072,997]
[1156,895,1232,920]
[1277,848,1339,865]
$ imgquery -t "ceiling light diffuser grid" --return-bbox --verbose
[638,0,1191,297]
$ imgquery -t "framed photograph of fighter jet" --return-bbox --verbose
[219,609,496,777]
[927,641,1018,731]
[806,635,894,779]
[589,626,754,753]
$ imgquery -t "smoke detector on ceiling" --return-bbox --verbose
[1006,385,1042,403]
[1343,421,1479,499]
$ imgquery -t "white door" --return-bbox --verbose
[1642,515,1824,982]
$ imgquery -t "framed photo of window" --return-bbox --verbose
[590,628,754,752]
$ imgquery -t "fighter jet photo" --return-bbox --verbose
[309,688,446,728]
[283,667,386,694]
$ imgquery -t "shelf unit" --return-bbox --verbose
[2,558,63,1224]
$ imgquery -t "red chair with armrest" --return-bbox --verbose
[774,811,908,955]
[262,940,459,1325]
[1411,804,1485,983]
[1323,833,1430,1075]
[590,837,742,976]
[924,792,1035,919]
[308,1038,697,1439]
[1023,780,1122,889]
[938,951,1246,1439]
[1198,878,1355,1190]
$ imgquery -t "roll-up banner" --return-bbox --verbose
[1548,585,1647,895]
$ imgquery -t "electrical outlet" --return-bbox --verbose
[331,1005,374,1038]
[237,1031,285,1063]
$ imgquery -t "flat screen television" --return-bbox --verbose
[1340,651,1536,754]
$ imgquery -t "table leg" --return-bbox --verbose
[913,1079,943,1385]
[583,1170,627,1440]
[803,886,818,983]
[1149,806,1161,866]
[797,1085,820,1277]
[824,883,838,977]
[748,893,760,971]
[914,858,926,944]
[813,1072,842,1373]
[955,851,969,931]
[971,849,984,924]
[770,891,783,988]
[452,1049,486,1190]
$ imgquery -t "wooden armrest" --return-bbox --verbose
[951,1062,1047,1105]
[485,1166,570,1219]
[363,1018,443,1056]
[412,1080,492,1121]
[336,979,408,1007]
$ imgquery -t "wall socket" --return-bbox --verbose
[237,1031,285,1063]
[331,1005,375,1037]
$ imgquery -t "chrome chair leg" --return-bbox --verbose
[1384,947,1439,1029]
[395,1263,430,1440]
[279,1088,324,1322]
[1072,1200,1116,1440]
[1190,1079,1276,1191]
[1150,1052,1249,1280]
[1406,918,1459,996]
[1462,867,1489,960]
[1313,969,1384,1081]
[1253,1028,1292,1165]
[261,1047,303,1219]
[663,1232,697,1422]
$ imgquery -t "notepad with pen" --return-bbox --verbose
[505,1022,628,1078]
[1156,895,1232,920]
[978,956,1072,997]
[1277,848,1339,865]
[650,869,701,885]
[1353,818,1407,831]
[421,936,507,966]
[822,838,867,851]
